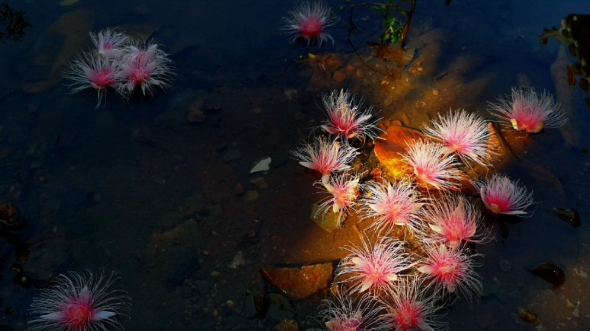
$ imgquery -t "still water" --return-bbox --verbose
[1,0,590,330]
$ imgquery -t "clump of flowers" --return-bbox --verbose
[64,28,175,108]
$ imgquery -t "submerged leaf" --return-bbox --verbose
[554,208,581,227]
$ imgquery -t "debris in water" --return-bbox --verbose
[227,251,247,269]
[518,308,540,324]
[554,208,581,227]
[250,157,271,173]
[532,263,565,289]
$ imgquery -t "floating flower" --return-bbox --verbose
[488,87,566,133]
[336,236,414,294]
[417,244,482,301]
[27,271,131,331]
[423,194,488,248]
[281,1,335,48]
[476,173,534,216]
[360,179,426,234]
[423,109,493,167]
[291,136,358,177]
[402,140,463,191]
[379,276,447,331]
[321,89,382,141]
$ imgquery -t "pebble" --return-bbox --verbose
[227,251,247,269]
[245,190,260,202]
[574,266,588,278]
[572,301,580,317]
[250,177,268,189]
[333,71,347,83]
[284,89,298,100]
[186,100,206,123]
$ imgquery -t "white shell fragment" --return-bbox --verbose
[250,157,271,173]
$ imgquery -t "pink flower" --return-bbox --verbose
[402,140,463,191]
[476,173,534,216]
[423,109,494,167]
[89,29,129,59]
[313,287,383,331]
[488,87,566,133]
[417,244,482,301]
[321,90,382,142]
[423,194,488,248]
[336,236,414,294]
[117,42,175,97]
[379,277,447,331]
[360,179,426,234]
[63,51,121,108]
[27,271,130,331]
[314,172,360,225]
[281,1,335,48]
[291,136,358,177]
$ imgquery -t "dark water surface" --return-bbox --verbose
[1,0,590,330]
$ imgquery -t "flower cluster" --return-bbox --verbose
[294,87,554,330]
[64,29,175,108]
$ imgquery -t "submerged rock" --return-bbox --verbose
[373,123,425,178]
[23,10,95,93]
[260,262,333,300]
[310,203,342,233]
[266,294,296,321]
[274,319,299,331]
